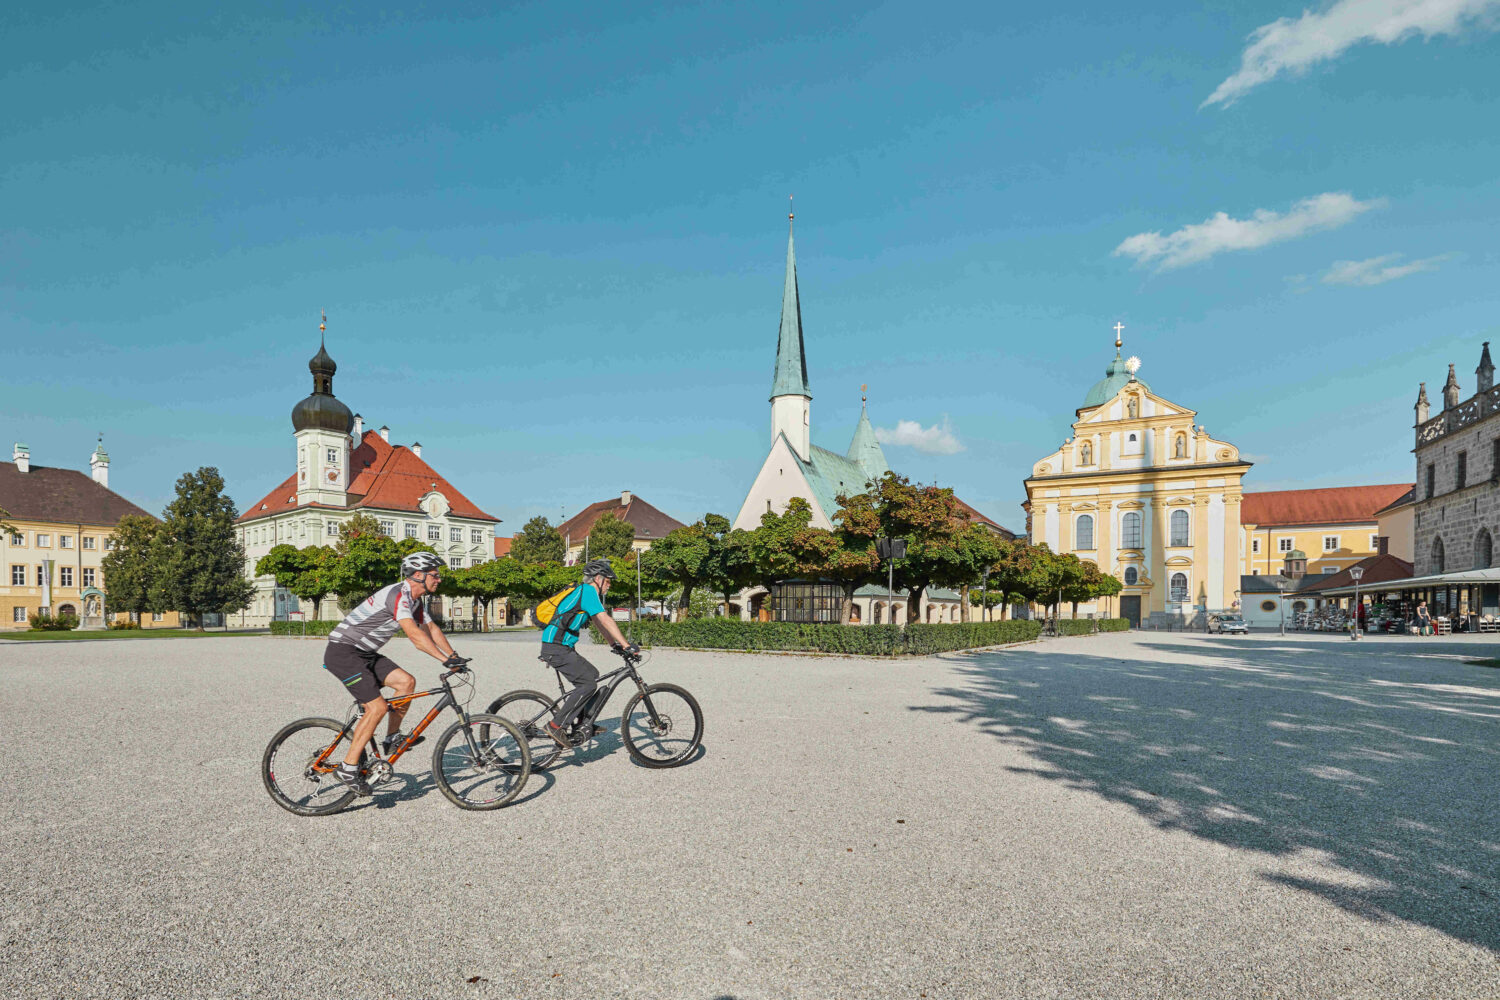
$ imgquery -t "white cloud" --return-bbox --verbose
[1113,192,1382,271]
[875,417,964,455]
[1321,251,1453,285]
[1204,0,1500,107]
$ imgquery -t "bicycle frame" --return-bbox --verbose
[310,670,477,773]
[543,656,669,732]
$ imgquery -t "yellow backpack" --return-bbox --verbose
[534,585,583,634]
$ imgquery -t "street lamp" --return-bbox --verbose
[1273,574,1288,636]
[1349,565,1365,642]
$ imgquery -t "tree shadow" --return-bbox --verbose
[917,636,1500,950]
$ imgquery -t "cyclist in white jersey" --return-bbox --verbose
[322,551,466,795]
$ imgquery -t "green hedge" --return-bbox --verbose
[592,617,1041,656]
[29,611,78,631]
[269,619,340,636]
[1054,619,1096,636]
[1097,618,1129,632]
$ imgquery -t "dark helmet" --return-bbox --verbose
[583,558,616,581]
[400,551,446,577]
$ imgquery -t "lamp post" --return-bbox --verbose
[982,567,990,623]
[1349,565,1365,641]
[1273,574,1288,636]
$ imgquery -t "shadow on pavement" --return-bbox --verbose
[917,635,1500,951]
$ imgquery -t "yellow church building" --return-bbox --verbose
[1023,328,1251,627]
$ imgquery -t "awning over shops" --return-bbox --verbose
[1317,566,1500,597]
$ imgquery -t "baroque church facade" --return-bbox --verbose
[236,328,500,626]
[1023,328,1250,627]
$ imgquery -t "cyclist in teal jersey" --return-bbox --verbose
[540,558,636,747]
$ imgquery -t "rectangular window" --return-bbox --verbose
[452,558,465,568]
[1426,464,1435,498]
[1251,538,1260,554]
[428,525,441,541]
[104,538,115,550]
[380,520,395,537]
[9,533,23,546]
[35,534,50,547]
[152,612,163,622]
[35,566,46,586]
[1369,533,1379,550]
[1322,566,1339,574]
[1251,569,1260,576]
[1457,451,1468,488]
[450,527,462,543]
[83,568,95,587]
[471,529,483,544]
[12,607,25,623]
[10,566,23,585]
[82,536,95,550]
[1323,535,1339,551]
[60,567,73,587]
[326,448,339,464]
[299,521,307,538]
[1278,537,1293,553]
[59,535,73,549]
[326,521,339,536]
[404,523,418,539]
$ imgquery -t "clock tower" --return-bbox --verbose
[290,315,354,508]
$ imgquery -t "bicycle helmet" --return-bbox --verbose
[583,557,616,581]
[400,551,447,577]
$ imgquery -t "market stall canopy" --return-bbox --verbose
[1317,565,1500,597]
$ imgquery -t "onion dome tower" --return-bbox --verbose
[292,312,354,506]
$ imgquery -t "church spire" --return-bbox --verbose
[847,383,890,482]
[770,200,810,401]
[1478,341,1494,393]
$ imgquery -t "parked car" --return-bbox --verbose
[1208,614,1248,634]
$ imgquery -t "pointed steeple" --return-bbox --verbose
[847,384,890,482]
[1477,341,1494,393]
[1415,382,1430,423]
[1443,363,1461,410]
[770,204,810,401]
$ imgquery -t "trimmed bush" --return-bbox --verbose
[1055,619,1096,636]
[269,619,341,636]
[1097,618,1129,632]
[108,619,141,630]
[593,617,1041,656]
[28,611,78,631]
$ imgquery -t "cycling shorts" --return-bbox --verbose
[324,641,403,704]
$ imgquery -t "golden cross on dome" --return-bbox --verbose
[1113,321,1124,348]
[320,309,327,346]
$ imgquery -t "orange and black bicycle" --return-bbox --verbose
[261,660,530,815]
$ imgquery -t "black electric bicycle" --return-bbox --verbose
[486,646,702,770]
[262,660,530,816]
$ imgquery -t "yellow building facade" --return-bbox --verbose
[1238,484,1414,579]
[1023,336,1251,627]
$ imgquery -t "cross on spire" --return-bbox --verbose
[1113,321,1124,347]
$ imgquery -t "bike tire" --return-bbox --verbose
[431,714,531,810]
[486,690,564,771]
[619,683,703,768]
[262,717,360,817]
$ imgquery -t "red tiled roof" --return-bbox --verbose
[0,463,156,526]
[558,493,686,544]
[1241,484,1414,528]
[494,537,512,558]
[1299,553,1415,592]
[953,496,1018,539]
[237,431,498,524]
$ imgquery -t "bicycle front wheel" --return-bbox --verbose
[431,714,530,810]
[262,717,359,816]
[620,683,703,768]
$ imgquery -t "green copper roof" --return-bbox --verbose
[846,404,889,482]
[785,438,874,524]
[770,223,810,400]
[1081,352,1149,409]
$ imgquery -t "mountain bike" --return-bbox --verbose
[262,659,530,815]
[486,646,702,771]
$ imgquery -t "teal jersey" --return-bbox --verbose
[541,583,606,648]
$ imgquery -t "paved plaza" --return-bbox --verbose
[3,630,1499,999]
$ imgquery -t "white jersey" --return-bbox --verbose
[328,581,428,652]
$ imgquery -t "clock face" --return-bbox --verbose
[325,468,339,484]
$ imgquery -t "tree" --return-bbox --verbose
[439,557,535,630]
[510,515,566,565]
[1059,557,1101,618]
[153,467,255,626]
[582,511,635,562]
[1094,572,1123,618]
[643,520,713,615]
[835,472,968,621]
[336,512,384,551]
[746,498,878,624]
[987,539,1057,619]
[102,515,161,622]
[328,531,437,611]
[256,544,338,619]
[0,506,14,536]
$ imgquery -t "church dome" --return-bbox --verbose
[1081,354,1150,409]
[291,340,354,434]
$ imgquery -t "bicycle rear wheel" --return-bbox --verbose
[262,717,360,816]
[431,714,530,810]
[486,690,563,770]
[620,683,703,768]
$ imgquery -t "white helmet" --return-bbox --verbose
[400,551,446,577]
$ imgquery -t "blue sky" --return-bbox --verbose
[4,1,1498,534]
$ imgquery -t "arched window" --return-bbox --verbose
[1292,600,1308,613]
[873,603,883,625]
[1169,573,1188,602]
[1121,511,1142,549]
[1260,600,1277,613]
[1170,509,1190,546]
[1174,434,1186,459]
[1080,442,1092,465]
[1124,566,1138,586]
[1432,535,1446,573]
[1127,398,1139,418]
[1076,514,1094,550]
[1476,528,1493,569]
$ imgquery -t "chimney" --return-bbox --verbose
[13,443,29,474]
[90,436,109,488]
[379,425,390,443]
[1377,536,1389,555]
[620,490,632,506]
[353,413,364,436]
[412,442,422,458]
